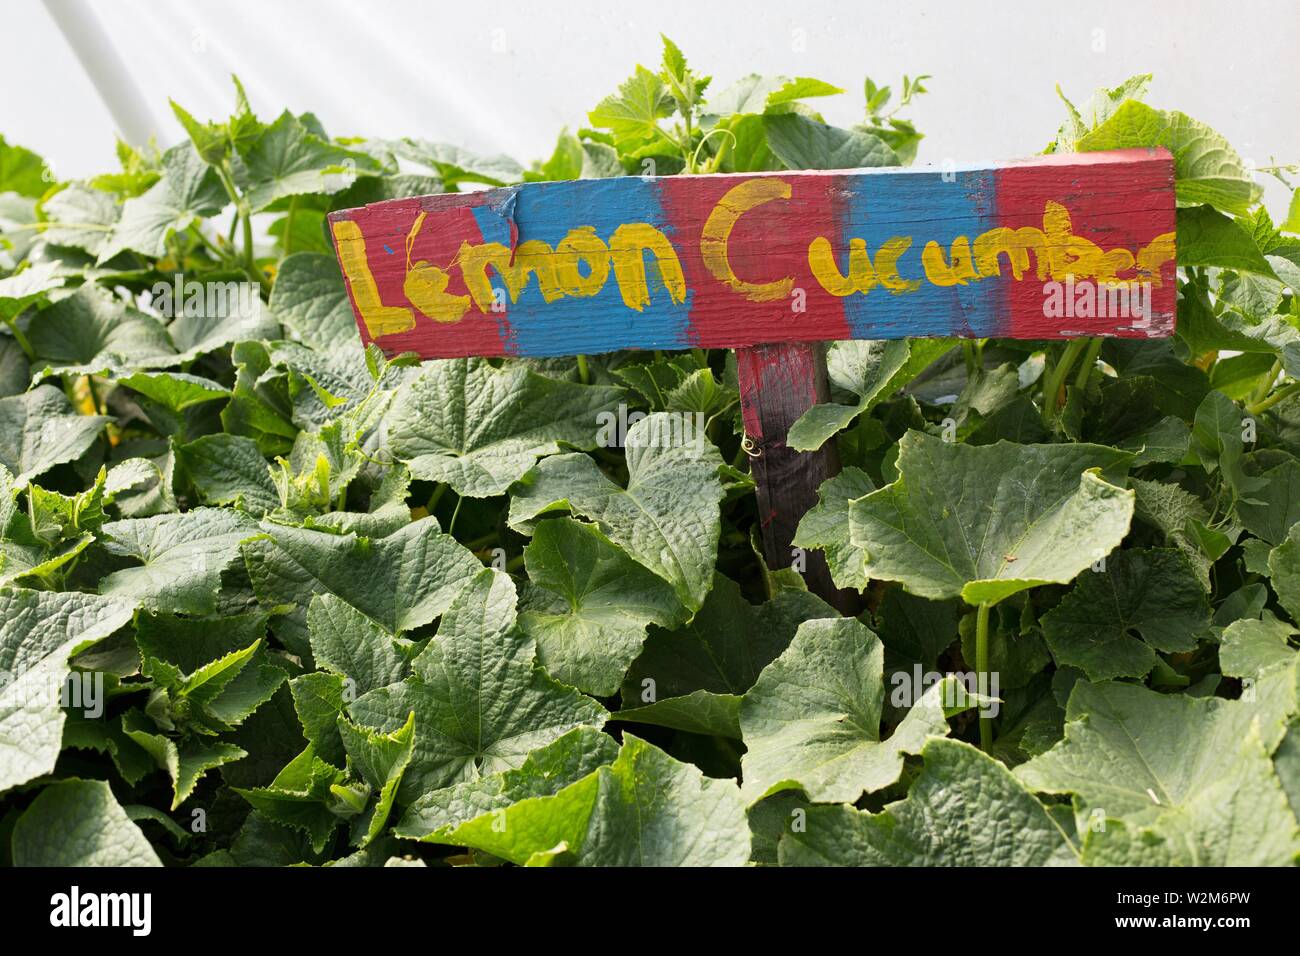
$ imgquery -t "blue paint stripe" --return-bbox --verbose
[483,178,692,356]
[837,168,999,339]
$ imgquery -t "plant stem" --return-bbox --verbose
[215,160,267,294]
[281,196,298,259]
[425,483,447,514]
[1250,359,1283,407]
[462,531,498,551]
[682,108,695,172]
[576,353,590,385]
[447,494,463,536]
[2,318,35,360]
[1073,338,1103,391]
[975,601,993,751]
[1247,379,1300,415]
[1041,338,1088,424]
[85,376,106,417]
[241,211,257,275]
[188,224,233,265]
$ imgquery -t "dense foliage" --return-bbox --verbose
[1,40,1298,866]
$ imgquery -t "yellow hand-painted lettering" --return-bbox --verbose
[331,219,416,337]
[700,178,795,303]
[335,195,1174,338]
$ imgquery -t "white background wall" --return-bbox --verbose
[4,0,1298,213]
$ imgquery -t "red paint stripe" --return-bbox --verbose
[657,174,852,348]
[994,148,1176,339]
[337,198,511,357]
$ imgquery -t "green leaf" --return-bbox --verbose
[1177,278,1300,377]
[99,143,228,261]
[134,607,269,675]
[1220,614,1298,681]
[1076,100,1262,216]
[402,734,749,866]
[269,252,358,350]
[89,138,161,196]
[0,261,64,321]
[181,433,279,514]
[28,284,175,375]
[849,430,1134,605]
[12,779,162,866]
[1218,268,1285,321]
[1164,110,1263,214]
[167,293,278,364]
[588,66,677,155]
[0,135,51,198]
[169,98,233,166]
[664,366,737,418]
[1079,725,1298,866]
[764,114,897,170]
[508,413,725,612]
[703,74,840,118]
[1041,549,1212,680]
[788,339,949,451]
[99,508,260,614]
[617,572,832,738]
[1130,476,1213,588]
[767,77,845,106]
[1176,205,1278,277]
[703,75,782,116]
[0,587,134,792]
[535,130,584,182]
[1282,189,1300,235]
[235,745,347,852]
[273,420,366,517]
[1237,459,1300,546]
[119,370,229,413]
[613,689,744,740]
[242,516,480,654]
[793,467,876,591]
[290,671,348,767]
[23,465,107,542]
[348,569,606,801]
[875,586,961,676]
[236,110,379,212]
[519,517,683,696]
[0,384,109,484]
[1053,75,1152,150]
[120,710,247,809]
[778,738,1076,866]
[392,140,523,188]
[388,358,623,497]
[307,593,409,696]
[1017,680,1298,865]
[40,183,119,257]
[396,725,617,841]
[658,35,711,118]
[739,617,966,804]
[140,629,287,736]
[60,711,155,784]
[104,454,177,520]
[1269,521,1300,625]
[613,352,701,410]
[337,710,415,847]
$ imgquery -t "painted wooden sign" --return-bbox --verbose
[327,148,1175,359]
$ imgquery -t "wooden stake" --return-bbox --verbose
[737,342,860,615]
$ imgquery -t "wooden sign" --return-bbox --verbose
[328,148,1175,610]
[327,148,1175,358]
